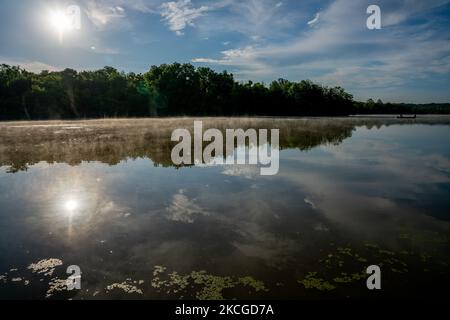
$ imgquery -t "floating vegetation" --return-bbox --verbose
[46,278,67,298]
[321,246,364,269]
[379,249,395,256]
[298,240,423,291]
[337,247,353,257]
[364,243,379,250]
[398,231,449,245]
[191,271,236,300]
[391,268,403,273]
[384,257,407,267]
[0,238,445,300]
[333,272,366,284]
[151,266,268,300]
[311,242,428,291]
[28,259,63,276]
[153,265,167,277]
[299,272,336,291]
[151,265,168,289]
[0,260,73,299]
[238,276,268,292]
[167,272,190,294]
[106,280,144,295]
[356,257,368,263]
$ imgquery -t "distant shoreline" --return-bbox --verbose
[2,114,450,126]
[2,63,450,121]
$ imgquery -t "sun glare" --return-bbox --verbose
[47,8,79,43]
[49,10,70,31]
[64,199,79,212]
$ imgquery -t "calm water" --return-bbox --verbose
[0,117,449,299]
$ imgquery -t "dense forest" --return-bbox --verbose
[1,63,449,120]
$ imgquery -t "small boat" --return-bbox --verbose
[397,114,417,119]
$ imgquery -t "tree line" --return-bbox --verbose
[0,63,449,120]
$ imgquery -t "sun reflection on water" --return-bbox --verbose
[64,199,79,213]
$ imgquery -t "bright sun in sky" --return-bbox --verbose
[49,10,70,31]
[47,8,79,43]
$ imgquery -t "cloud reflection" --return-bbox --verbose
[166,189,210,223]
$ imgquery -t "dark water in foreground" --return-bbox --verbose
[0,117,449,299]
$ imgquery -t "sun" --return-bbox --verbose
[47,8,78,43]
[49,10,70,32]
[64,199,79,212]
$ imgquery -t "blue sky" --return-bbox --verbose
[0,0,449,103]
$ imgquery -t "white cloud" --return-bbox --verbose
[0,58,60,73]
[196,0,296,39]
[81,0,158,28]
[87,5,126,27]
[160,0,209,35]
[192,58,218,63]
[193,46,273,77]
[193,0,450,101]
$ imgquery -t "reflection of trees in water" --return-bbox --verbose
[6,161,29,173]
[1,117,449,173]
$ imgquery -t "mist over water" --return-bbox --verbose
[0,117,449,299]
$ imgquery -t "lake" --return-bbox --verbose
[0,117,449,299]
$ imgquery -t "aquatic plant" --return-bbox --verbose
[238,276,268,292]
[46,278,67,298]
[191,271,236,300]
[150,266,269,300]
[28,258,63,276]
[333,272,366,283]
[106,280,144,295]
[299,272,336,291]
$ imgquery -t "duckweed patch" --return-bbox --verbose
[191,271,236,300]
[151,266,268,300]
[28,259,63,276]
[312,243,432,289]
[321,246,368,270]
[106,280,144,295]
[398,231,450,245]
[333,272,366,284]
[46,278,67,298]
[299,272,336,291]
[238,276,268,292]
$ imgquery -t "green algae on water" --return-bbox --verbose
[299,272,336,291]
[238,276,268,292]
[333,272,366,284]
[151,266,269,300]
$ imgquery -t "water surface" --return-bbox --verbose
[0,117,449,299]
